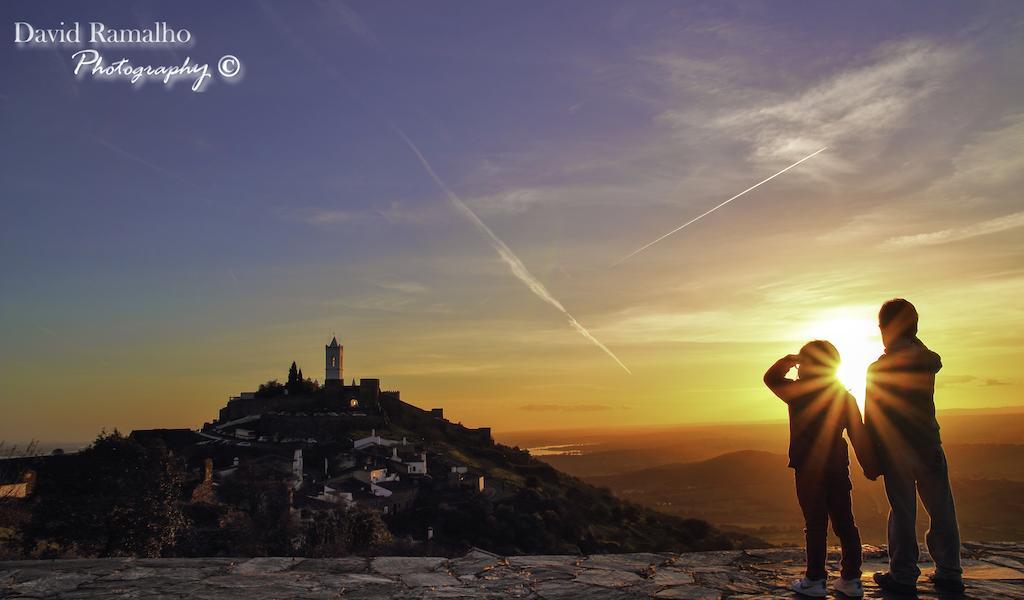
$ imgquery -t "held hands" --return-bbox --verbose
[857,444,883,481]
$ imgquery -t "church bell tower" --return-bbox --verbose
[325,336,343,387]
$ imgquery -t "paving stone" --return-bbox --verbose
[289,557,369,574]
[533,579,650,600]
[470,574,536,598]
[10,572,94,595]
[449,549,502,577]
[982,554,1024,571]
[653,583,722,599]
[371,556,447,574]
[964,564,1024,580]
[581,553,666,572]
[573,568,644,587]
[667,551,742,568]
[201,573,313,591]
[649,569,696,586]
[103,566,210,582]
[506,555,580,569]
[695,569,765,594]
[859,559,889,573]
[739,547,803,564]
[961,580,1024,599]
[525,566,577,581]
[229,557,304,574]
[408,587,521,600]
[402,571,462,587]
[7,567,54,583]
[316,584,406,600]
[317,572,396,585]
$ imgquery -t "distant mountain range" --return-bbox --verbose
[516,409,1024,546]
[577,445,1024,545]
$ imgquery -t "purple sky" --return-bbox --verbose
[2,1,1022,441]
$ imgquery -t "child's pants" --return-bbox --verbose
[794,468,862,581]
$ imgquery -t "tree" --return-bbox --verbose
[22,431,186,558]
[283,363,317,395]
[345,506,392,551]
[300,506,392,556]
[215,460,293,555]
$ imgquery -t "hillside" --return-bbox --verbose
[375,396,764,554]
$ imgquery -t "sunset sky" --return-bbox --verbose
[2,1,1022,443]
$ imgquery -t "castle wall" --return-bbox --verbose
[217,381,384,423]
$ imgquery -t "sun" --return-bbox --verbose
[799,315,883,412]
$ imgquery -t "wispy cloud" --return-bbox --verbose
[937,113,1024,198]
[375,200,442,226]
[818,211,902,244]
[377,281,428,294]
[648,37,966,180]
[297,209,364,225]
[819,113,1024,247]
[712,39,965,164]
[881,211,1024,249]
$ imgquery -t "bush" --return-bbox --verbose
[21,431,186,558]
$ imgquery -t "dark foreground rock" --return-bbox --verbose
[2,542,1023,599]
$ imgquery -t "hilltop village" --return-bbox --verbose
[133,337,494,528]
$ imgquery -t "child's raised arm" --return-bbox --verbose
[764,354,801,403]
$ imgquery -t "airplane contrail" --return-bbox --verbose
[614,147,828,265]
[394,128,632,374]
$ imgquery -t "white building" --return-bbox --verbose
[390,447,427,474]
[353,429,405,450]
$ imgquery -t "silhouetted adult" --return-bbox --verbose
[864,299,963,595]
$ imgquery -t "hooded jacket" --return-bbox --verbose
[864,336,943,461]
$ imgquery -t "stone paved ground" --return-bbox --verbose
[2,542,1022,599]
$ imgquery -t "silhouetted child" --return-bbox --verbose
[764,341,870,598]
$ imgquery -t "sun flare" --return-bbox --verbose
[800,316,883,412]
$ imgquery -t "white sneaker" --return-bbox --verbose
[791,577,827,597]
[832,576,864,597]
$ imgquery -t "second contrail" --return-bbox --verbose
[394,127,632,374]
[614,147,828,265]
